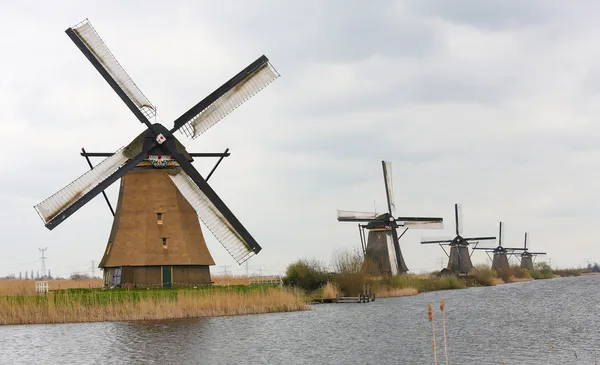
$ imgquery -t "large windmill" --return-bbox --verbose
[421,204,496,274]
[33,19,279,288]
[337,161,444,276]
[471,222,525,271]
[518,233,546,270]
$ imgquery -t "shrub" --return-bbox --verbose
[70,273,91,281]
[495,267,514,283]
[528,262,554,279]
[511,266,530,279]
[330,249,372,296]
[283,259,330,292]
[471,265,496,286]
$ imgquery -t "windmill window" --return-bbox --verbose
[162,237,168,249]
[157,213,163,225]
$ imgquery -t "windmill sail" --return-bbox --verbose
[465,236,496,242]
[67,19,156,121]
[172,55,280,139]
[337,210,378,221]
[168,170,259,264]
[455,203,462,235]
[34,147,131,225]
[397,217,444,229]
[382,161,395,215]
[421,237,454,244]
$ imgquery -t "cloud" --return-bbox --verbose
[1,1,600,277]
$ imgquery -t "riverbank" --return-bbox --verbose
[0,285,309,325]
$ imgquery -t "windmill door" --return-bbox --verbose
[112,267,122,287]
[162,266,172,288]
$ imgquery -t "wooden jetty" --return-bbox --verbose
[311,285,376,304]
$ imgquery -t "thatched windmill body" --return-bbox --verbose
[472,222,525,271]
[337,161,444,275]
[421,204,496,274]
[33,19,279,288]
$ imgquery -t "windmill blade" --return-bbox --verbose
[381,161,396,215]
[165,139,260,264]
[389,224,407,272]
[397,217,443,229]
[524,232,529,250]
[455,203,463,236]
[66,19,156,124]
[168,170,260,264]
[528,252,547,255]
[498,221,504,246]
[421,237,454,244]
[337,210,378,222]
[171,55,280,139]
[34,143,152,230]
[465,236,496,243]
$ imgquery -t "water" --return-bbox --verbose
[1,275,599,365]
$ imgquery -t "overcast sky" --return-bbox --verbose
[1,1,599,278]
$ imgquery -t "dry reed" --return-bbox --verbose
[320,281,339,299]
[0,287,308,325]
[375,287,419,298]
[440,298,449,365]
[428,303,438,365]
[211,275,250,286]
[0,279,102,296]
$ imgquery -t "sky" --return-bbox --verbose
[1,0,599,278]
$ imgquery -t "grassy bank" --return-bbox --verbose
[0,284,308,325]
[283,251,594,302]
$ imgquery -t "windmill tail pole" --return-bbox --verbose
[428,303,438,365]
[440,298,449,365]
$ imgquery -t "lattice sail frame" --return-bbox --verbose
[337,210,378,220]
[34,148,129,223]
[178,62,280,139]
[71,19,156,120]
[382,161,396,215]
[168,170,256,264]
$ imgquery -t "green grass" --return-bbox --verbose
[0,284,280,307]
[553,268,583,277]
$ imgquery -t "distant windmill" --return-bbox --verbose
[421,204,496,274]
[517,232,546,270]
[472,222,525,271]
[337,161,444,275]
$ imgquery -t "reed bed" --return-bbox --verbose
[0,286,308,325]
[0,279,102,296]
[211,275,251,286]
[375,274,466,294]
[320,281,340,299]
[375,287,419,298]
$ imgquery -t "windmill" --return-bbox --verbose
[33,19,279,288]
[337,161,444,275]
[421,204,496,274]
[518,232,546,270]
[471,222,525,271]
